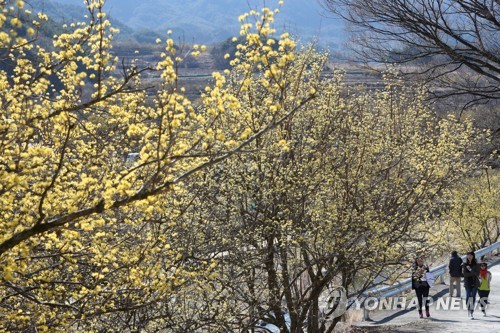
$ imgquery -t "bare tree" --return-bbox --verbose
[323,0,500,109]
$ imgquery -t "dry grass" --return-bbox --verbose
[333,309,366,332]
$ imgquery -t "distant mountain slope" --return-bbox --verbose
[29,0,141,41]
[51,0,346,48]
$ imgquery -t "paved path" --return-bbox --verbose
[355,256,500,332]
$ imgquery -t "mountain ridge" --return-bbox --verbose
[49,0,346,48]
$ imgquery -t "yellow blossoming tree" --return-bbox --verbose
[0,0,318,331]
[440,169,500,251]
[0,0,485,331]
[185,70,481,331]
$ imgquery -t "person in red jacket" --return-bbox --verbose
[478,262,492,316]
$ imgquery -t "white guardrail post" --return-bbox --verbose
[361,241,500,321]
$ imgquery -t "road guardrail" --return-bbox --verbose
[361,241,500,320]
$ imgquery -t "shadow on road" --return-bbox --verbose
[371,288,449,324]
[427,318,460,323]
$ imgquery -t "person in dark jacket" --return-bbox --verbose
[463,251,480,319]
[448,250,462,297]
[412,257,431,318]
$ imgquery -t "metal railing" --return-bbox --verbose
[361,241,500,320]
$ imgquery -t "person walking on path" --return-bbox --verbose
[412,257,431,318]
[478,262,492,316]
[449,250,462,297]
[463,251,480,319]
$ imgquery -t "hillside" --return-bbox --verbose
[30,0,163,43]
[51,0,346,48]
[30,0,132,35]
[0,1,376,102]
